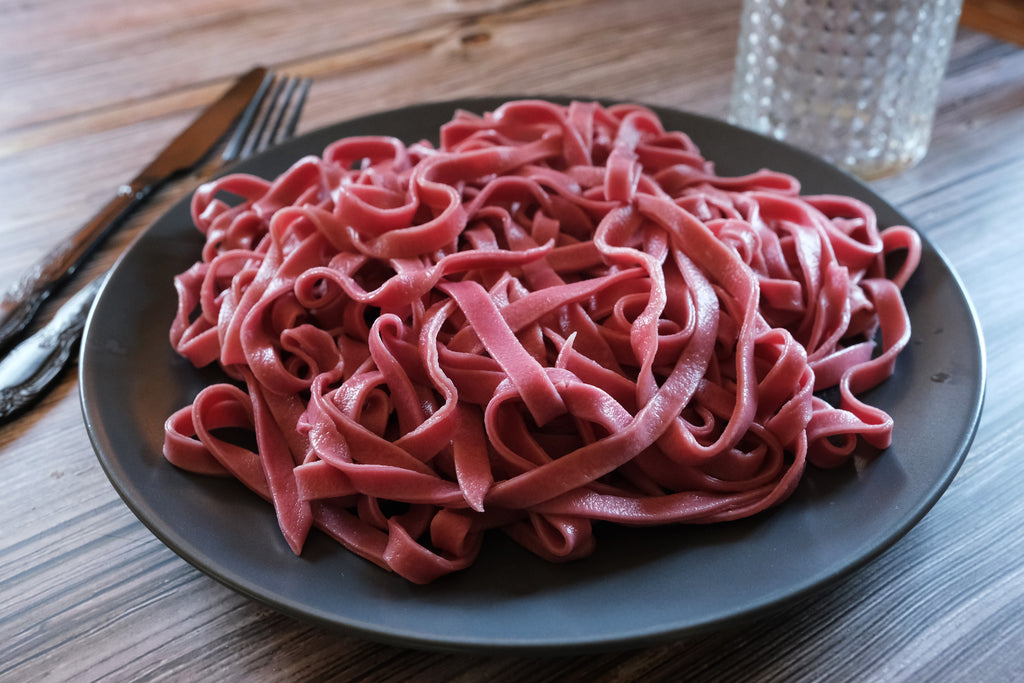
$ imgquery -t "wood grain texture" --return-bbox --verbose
[962,0,1024,46]
[2,1,1022,680]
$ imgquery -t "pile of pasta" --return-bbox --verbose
[163,100,921,583]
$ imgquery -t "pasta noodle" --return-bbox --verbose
[162,100,921,583]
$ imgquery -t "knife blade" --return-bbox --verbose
[0,65,269,353]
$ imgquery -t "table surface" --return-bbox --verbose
[2,1,1022,680]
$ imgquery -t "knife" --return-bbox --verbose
[0,65,269,354]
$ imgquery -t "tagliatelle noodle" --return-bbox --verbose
[162,100,921,584]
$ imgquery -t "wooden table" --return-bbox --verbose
[2,1,1022,679]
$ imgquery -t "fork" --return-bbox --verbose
[0,71,312,421]
[221,71,311,166]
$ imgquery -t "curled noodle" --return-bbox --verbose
[163,100,921,583]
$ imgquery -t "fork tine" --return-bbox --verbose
[262,77,300,150]
[221,70,275,163]
[241,77,287,159]
[223,72,312,164]
[265,76,311,151]
[282,78,312,140]
[247,75,308,159]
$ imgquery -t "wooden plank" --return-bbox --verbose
[962,0,1024,45]
[2,1,1024,680]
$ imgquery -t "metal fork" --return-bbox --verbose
[0,72,312,421]
[222,71,312,165]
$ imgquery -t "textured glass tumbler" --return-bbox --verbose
[729,0,963,180]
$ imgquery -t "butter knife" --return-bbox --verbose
[0,65,269,354]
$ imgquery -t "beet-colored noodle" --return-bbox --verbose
[163,100,921,583]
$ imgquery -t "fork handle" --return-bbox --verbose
[0,275,104,421]
[0,176,158,352]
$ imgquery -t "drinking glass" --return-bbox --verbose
[729,0,963,180]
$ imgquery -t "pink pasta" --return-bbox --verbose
[162,100,921,583]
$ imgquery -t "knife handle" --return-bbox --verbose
[0,177,157,352]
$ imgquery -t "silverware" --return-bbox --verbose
[0,278,103,418]
[0,70,312,422]
[0,66,269,354]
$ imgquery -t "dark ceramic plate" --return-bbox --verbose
[80,98,985,654]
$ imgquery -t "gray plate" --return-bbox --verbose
[80,98,985,654]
